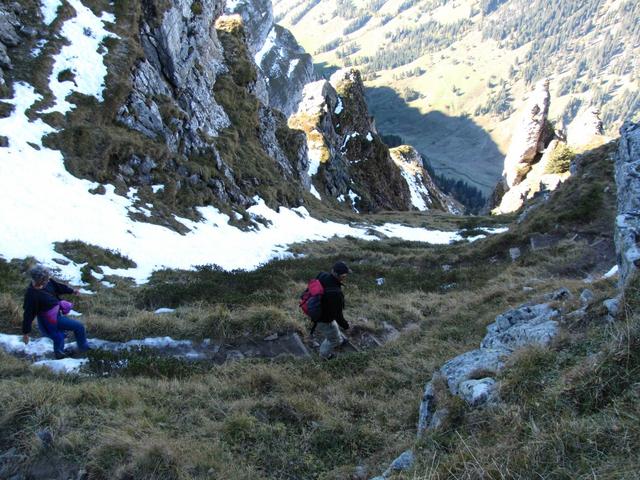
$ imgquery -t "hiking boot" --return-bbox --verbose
[54,351,67,360]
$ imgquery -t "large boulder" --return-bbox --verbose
[614,121,640,288]
[502,79,551,188]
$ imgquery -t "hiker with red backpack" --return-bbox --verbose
[22,265,91,359]
[300,261,351,359]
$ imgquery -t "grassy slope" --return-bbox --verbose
[275,0,638,195]
[1,141,638,478]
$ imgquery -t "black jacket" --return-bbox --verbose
[316,272,349,329]
[22,279,74,334]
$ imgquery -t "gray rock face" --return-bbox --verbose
[580,289,595,306]
[225,0,273,55]
[371,449,415,480]
[118,0,229,156]
[256,25,314,116]
[0,8,21,47]
[614,121,640,288]
[502,79,551,188]
[482,303,559,351]
[389,145,462,214]
[417,297,561,437]
[227,0,314,116]
[440,348,508,395]
[603,297,620,317]
[291,69,426,212]
[458,378,498,406]
[0,5,22,85]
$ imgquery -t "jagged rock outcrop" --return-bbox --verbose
[114,6,309,212]
[290,68,461,213]
[491,79,569,214]
[0,3,24,90]
[117,0,229,156]
[503,79,551,188]
[567,106,604,147]
[224,0,273,55]
[389,145,462,214]
[614,121,640,288]
[492,137,571,215]
[418,299,560,435]
[226,0,314,116]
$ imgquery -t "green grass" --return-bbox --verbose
[0,117,636,478]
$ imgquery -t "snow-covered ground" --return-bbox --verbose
[0,1,507,286]
[0,332,204,374]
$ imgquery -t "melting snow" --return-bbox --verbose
[0,333,207,374]
[366,132,373,141]
[42,0,116,114]
[603,265,619,278]
[154,308,176,314]
[341,132,359,151]
[0,51,507,286]
[287,58,300,77]
[34,357,88,374]
[151,184,164,194]
[40,0,63,25]
[400,170,430,211]
[255,28,277,66]
[310,184,321,200]
[335,97,343,115]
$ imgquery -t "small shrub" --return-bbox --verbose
[545,143,575,174]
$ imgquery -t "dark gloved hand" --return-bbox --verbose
[339,321,350,331]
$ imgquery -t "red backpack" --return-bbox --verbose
[299,279,324,331]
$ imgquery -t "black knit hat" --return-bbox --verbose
[332,261,352,275]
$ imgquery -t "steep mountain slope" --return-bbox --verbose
[0,0,463,284]
[0,124,636,479]
[275,0,640,194]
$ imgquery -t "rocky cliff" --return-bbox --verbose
[225,0,314,117]
[0,0,317,226]
[0,0,462,226]
[491,80,573,215]
[389,145,462,214]
[614,121,640,288]
[290,68,458,213]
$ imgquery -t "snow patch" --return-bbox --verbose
[400,169,430,211]
[255,28,277,66]
[366,132,373,141]
[0,82,507,286]
[335,97,343,115]
[310,184,321,200]
[154,308,176,314]
[341,132,359,151]
[151,184,164,194]
[42,0,117,114]
[287,59,300,77]
[33,358,88,374]
[603,265,619,278]
[40,0,63,25]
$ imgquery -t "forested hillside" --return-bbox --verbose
[275,0,640,195]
